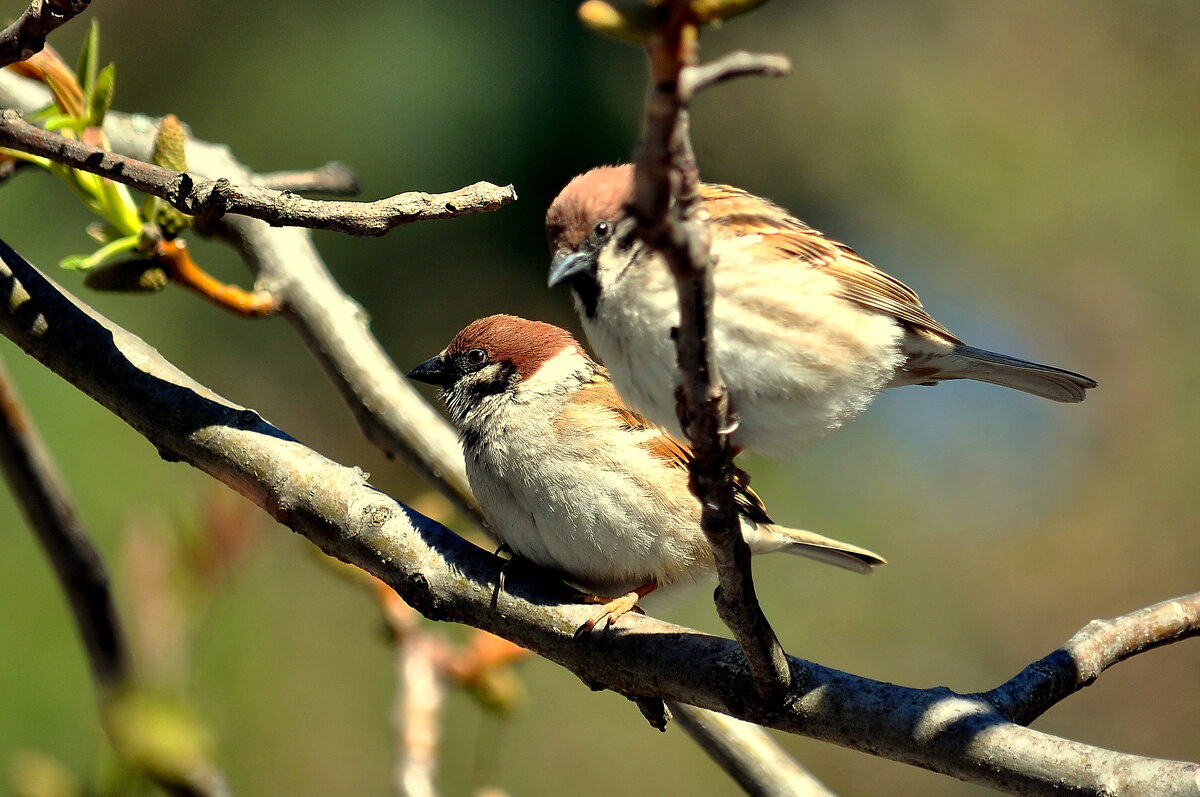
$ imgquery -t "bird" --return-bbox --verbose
[407,314,885,632]
[546,164,1097,456]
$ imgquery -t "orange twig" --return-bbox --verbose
[155,238,278,317]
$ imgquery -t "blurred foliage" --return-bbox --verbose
[1,1,1197,795]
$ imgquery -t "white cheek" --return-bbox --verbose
[521,348,588,394]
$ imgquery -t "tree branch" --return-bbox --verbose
[0,110,516,236]
[251,161,361,196]
[669,702,839,796]
[629,0,793,700]
[678,50,790,98]
[2,239,1196,796]
[0,0,92,70]
[13,73,486,523]
[380,594,446,797]
[0,352,128,696]
[54,84,824,788]
[0,353,233,797]
[983,592,1200,727]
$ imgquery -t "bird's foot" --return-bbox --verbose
[574,582,657,636]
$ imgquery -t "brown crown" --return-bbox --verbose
[446,315,585,379]
[545,164,636,253]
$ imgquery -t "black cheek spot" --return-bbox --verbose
[573,276,602,319]
[463,361,519,402]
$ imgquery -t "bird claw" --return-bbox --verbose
[574,591,646,637]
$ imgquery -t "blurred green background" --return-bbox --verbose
[1,1,1197,794]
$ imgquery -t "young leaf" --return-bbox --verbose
[76,20,101,99]
[59,235,140,271]
[88,64,117,128]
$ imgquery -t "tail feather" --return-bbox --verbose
[744,524,886,575]
[946,344,1097,403]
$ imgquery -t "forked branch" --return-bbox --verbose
[2,239,1196,796]
[0,110,516,236]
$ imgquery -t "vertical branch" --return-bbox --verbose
[0,353,233,797]
[0,352,129,696]
[379,583,447,797]
[628,0,791,699]
[393,634,447,797]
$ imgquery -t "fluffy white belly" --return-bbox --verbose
[583,266,904,455]
[465,426,709,595]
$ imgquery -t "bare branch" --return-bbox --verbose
[252,161,361,196]
[0,353,234,797]
[2,239,1197,796]
[0,0,93,69]
[380,593,446,797]
[0,109,516,236]
[210,216,485,523]
[56,83,485,521]
[0,352,128,695]
[670,703,840,797]
[679,50,791,98]
[630,0,790,699]
[984,591,1200,726]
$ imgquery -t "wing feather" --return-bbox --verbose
[701,182,960,342]
[580,370,775,526]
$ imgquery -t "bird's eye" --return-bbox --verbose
[592,220,611,239]
[464,348,488,370]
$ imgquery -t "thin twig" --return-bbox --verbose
[630,0,792,700]
[679,50,791,98]
[380,591,446,797]
[0,110,516,236]
[0,0,93,70]
[669,703,840,797]
[1,237,1196,795]
[983,591,1200,726]
[252,161,361,196]
[395,634,445,797]
[76,93,484,521]
[0,352,128,696]
[155,237,278,317]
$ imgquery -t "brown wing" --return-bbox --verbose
[701,182,960,343]
[581,370,774,526]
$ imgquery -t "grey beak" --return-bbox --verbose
[548,250,592,288]
[407,355,450,386]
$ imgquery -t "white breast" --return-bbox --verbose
[460,355,713,595]
[582,242,904,455]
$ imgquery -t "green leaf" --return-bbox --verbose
[58,254,91,271]
[106,689,214,787]
[75,20,100,98]
[87,63,116,128]
[59,235,140,271]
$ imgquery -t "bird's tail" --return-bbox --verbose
[945,344,1097,403]
[743,524,886,575]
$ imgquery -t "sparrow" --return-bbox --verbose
[546,164,1097,455]
[407,314,885,632]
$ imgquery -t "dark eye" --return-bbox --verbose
[463,348,488,370]
[592,220,611,239]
